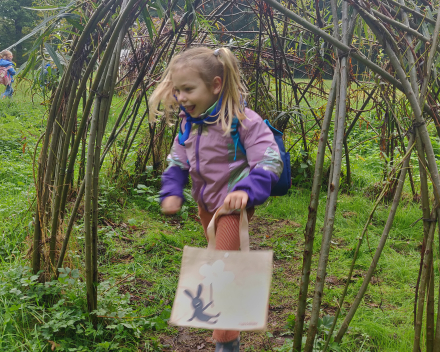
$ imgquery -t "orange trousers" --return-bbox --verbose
[198,206,254,343]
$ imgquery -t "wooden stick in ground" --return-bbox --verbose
[49,79,79,272]
[304,4,352,350]
[56,24,117,274]
[292,69,339,352]
[413,208,438,352]
[433,208,440,350]
[84,0,143,317]
[426,258,435,352]
[58,13,118,223]
[84,76,104,316]
[414,129,433,349]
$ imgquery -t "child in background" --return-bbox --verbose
[149,47,283,352]
[0,50,16,98]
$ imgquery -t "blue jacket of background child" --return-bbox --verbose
[0,59,16,83]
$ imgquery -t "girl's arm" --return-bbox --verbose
[231,114,283,208]
[7,64,16,76]
[160,136,190,204]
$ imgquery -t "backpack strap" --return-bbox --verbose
[231,117,246,161]
[5,65,12,76]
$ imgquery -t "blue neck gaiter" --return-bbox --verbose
[178,95,223,146]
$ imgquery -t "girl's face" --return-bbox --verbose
[172,66,222,117]
[5,54,13,61]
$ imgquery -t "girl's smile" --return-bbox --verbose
[172,67,221,118]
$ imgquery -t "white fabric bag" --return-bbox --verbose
[169,207,273,330]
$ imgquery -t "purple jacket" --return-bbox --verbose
[161,108,283,212]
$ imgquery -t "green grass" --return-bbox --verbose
[0,82,435,351]
[257,189,422,352]
[0,84,45,262]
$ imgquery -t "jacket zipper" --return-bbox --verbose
[196,125,208,211]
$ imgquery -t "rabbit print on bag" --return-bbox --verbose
[184,284,220,324]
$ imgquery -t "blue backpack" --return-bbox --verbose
[231,117,291,196]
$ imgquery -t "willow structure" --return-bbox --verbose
[11,0,440,349]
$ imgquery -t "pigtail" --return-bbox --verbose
[148,57,179,123]
[214,48,248,133]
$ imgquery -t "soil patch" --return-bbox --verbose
[159,307,295,351]
[111,253,134,263]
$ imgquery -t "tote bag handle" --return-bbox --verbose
[206,206,250,252]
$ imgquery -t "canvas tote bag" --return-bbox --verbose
[169,206,273,330]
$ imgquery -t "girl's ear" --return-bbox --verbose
[212,76,222,95]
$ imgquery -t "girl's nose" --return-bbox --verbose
[177,92,187,103]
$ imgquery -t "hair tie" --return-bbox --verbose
[213,49,220,57]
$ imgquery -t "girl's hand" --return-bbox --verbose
[224,191,248,211]
[161,196,182,214]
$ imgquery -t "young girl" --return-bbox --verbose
[0,50,16,98]
[149,47,283,352]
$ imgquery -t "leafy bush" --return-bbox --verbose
[0,265,170,351]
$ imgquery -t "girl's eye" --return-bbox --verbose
[185,88,193,92]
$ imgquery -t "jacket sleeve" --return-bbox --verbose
[160,135,189,203]
[231,112,283,208]
[8,66,16,76]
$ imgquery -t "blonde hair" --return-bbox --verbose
[0,50,13,59]
[149,47,247,133]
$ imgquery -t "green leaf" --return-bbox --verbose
[194,12,199,36]
[128,219,137,226]
[17,54,35,77]
[329,342,341,351]
[142,7,157,38]
[57,28,80,36]
[44,43,64,75]
[321,314,334,329]
[150,0,164,18]
[157,0,166,18]
[170,12,176,32]
[23,5,67,11]
[65,15,84,31]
